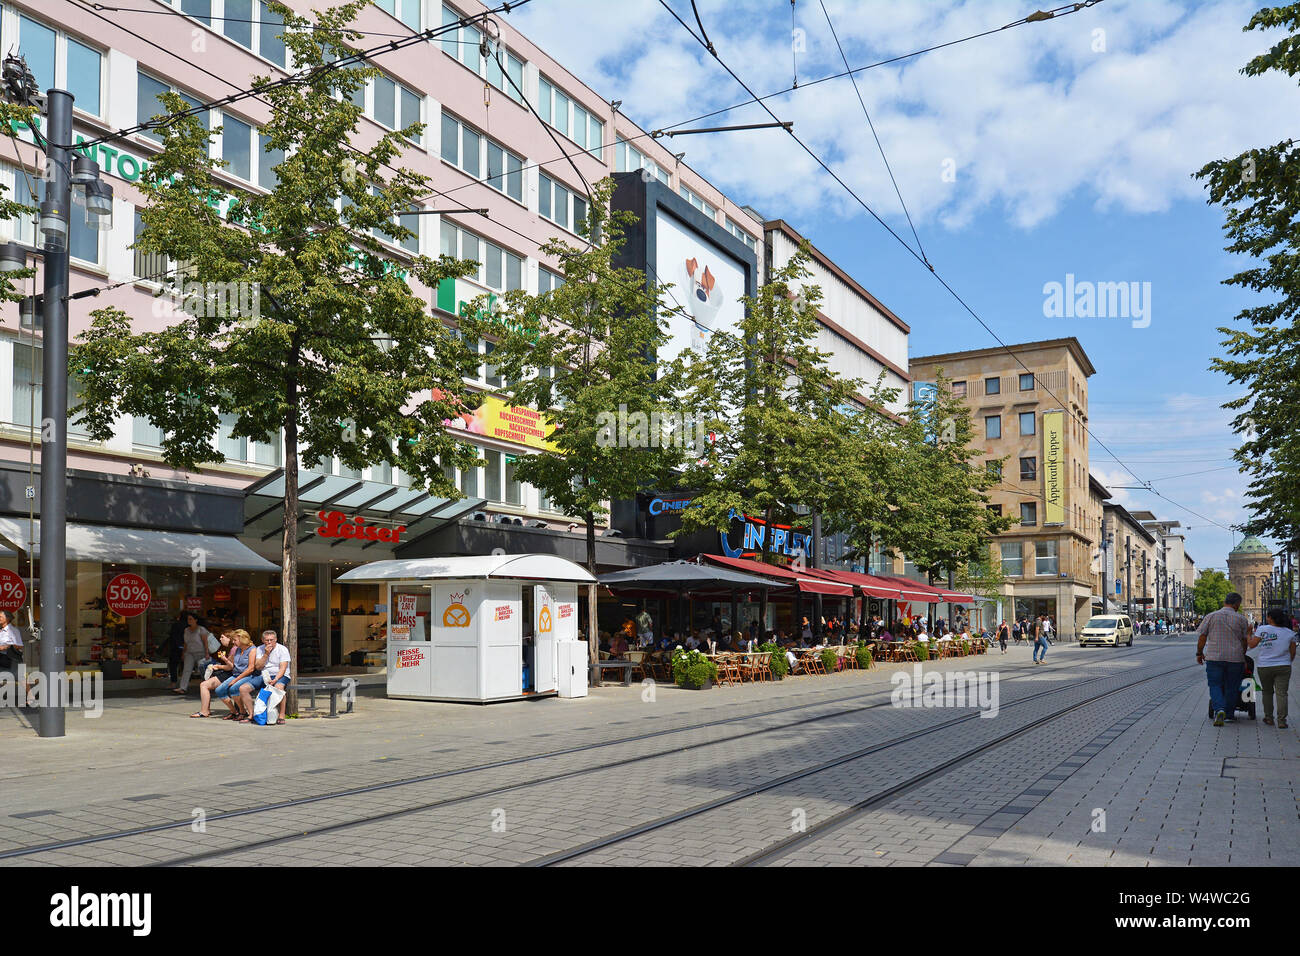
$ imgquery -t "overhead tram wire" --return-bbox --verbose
[660,0,1235,534]
[818,0,928,266]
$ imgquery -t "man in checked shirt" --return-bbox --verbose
[1196,592,1252,726]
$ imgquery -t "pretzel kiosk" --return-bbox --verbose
[335,554,594,703]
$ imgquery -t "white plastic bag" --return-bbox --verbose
[252,685,286,725]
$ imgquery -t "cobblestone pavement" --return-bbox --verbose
[5,635,1279,866]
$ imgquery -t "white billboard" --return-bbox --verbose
[655,210,746,364]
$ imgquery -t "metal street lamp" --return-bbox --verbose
[2,55,115,738]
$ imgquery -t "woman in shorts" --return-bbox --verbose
[214,630,258,721]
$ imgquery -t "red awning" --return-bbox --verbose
[801,567,910,600]
[701,554,854,597]
[866,573,974,603]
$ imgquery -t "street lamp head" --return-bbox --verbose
[19,293,42,330]
[82,180,114,230]
[37,198,67,251]
[70,156,101,187]
[0,241,27,273]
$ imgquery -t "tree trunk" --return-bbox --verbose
[281,356,300,716]
[585,507,598,669]
[758,504,774,638]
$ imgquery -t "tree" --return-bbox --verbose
[674,248,865,634]
[1195,3,1300,552]
[69,2,482,709]
[1194,569,1233,615]
[464,178,683,663]
[838,372,1013,588]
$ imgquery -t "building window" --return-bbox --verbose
[138,70,210,150]
[1035,540,1059,575]
[439,221,522,292]
[951,381,967,398]
[678,184,716,219]
[355,71,422,144]
[536,76,602,158]
[442,5,524,102]
[985,415,1001,440]
[1020,502,1037,526]
[1019,411,1036,436]
[615,136,669,184]
[985,376,1000,395]
[12,343,90,437]
[1019,372,1035,391]
[538,266,564,294]
[1020,457,1037,481]
[1000,542,1022,576]
[374,0,421,29]
[15,14,104,118]
[725,217,757,252]
[986,460,1001,480]
[217,0,285,67]
[217,413,249,461]
[441,113,522,202]
[539,174,587,234]
[987,503,1002,517]
[220,112,253,182]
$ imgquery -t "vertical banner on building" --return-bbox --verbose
[1042,409,1065,525]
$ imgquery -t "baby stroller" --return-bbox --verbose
[1208,656,1257,721]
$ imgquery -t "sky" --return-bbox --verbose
[510,0,1296,575]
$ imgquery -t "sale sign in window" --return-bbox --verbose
[106,573,151,617]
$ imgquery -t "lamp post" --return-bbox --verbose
[1,60,115,738]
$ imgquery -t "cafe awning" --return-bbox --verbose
[0,515,277,571]
[598,560,787,592]
[335,553,596,583]
[801,567,911,599]
[243,469,485,549]
[701,554,853,597]
[862,573,974,603]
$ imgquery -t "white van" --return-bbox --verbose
[1079,615,1134,647]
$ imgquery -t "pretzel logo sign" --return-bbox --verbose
[538,604,553,634]
[443,590,471,628]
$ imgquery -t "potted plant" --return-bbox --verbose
[855,644,872,669]
[671,647,718,689]
[915,642,929,662]
[820,647,839,674]
[760,641,789,679]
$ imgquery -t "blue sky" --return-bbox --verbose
[510,0,1296,573]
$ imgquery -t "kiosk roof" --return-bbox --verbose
[335,553,597,584]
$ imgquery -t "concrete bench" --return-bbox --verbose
[295,679,355,717]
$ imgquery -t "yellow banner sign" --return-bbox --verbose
[446,393,558,452]
[1042,410,1065,525]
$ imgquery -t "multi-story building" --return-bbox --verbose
[1104,502,1157,618]
[910,337,1096,637]
[1087,473,1113,611]
[0,0,771,668]
[1133,512,1187,622]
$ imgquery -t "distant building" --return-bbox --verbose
[1227,535,1274,622]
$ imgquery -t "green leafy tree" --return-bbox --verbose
[463,179,683,661]
[1195,3,1300,551]
[69,2,481,705]
[1193,569,1233,615]
[0,102,42,307]
[674,248,865,633]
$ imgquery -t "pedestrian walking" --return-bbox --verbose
[1032,615,1048,664]
[1249,607,1296,728]
[997,619,1009,654]
[1196,592,1251,726]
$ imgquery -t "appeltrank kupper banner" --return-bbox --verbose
[1042,409,1065,525]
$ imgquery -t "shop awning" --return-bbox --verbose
[801,567,911,599]
[243,469,485,547]
[0,516,277,571]
[598,560,788,592]
[864,573,974,603]
[701,554,853,597]
[336,553,596,584]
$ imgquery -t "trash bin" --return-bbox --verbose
[348,650,366,666]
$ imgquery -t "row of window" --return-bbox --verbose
[1000,540,1058,576]
[440,113,524,203]
[439,221,523,293]
[440,3,525,104]
[952,373,1036,399]
[538,76,604,158]
[7,10,104,116]
[984,411,1037,440]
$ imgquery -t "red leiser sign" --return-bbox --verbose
[0,568,25,611]
[106,572,151,617]
[315,510,406,543]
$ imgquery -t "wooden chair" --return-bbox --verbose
[713,654,740,686]
[749,652,773,682]
[627,650,648,681]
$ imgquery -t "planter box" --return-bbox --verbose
[678,678,712,690]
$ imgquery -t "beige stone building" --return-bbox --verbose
[910,338,1097,637]
[1105,502,1158,618]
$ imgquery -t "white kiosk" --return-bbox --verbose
[335,554,593,703]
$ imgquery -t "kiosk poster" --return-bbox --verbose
[395,645,426,669]
[396,594,419,625]
[390,624,411,641]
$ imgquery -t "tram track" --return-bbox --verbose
[531,661,1199,867]
[4,643,1178,865]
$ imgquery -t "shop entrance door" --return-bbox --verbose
[533,585,558,694]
